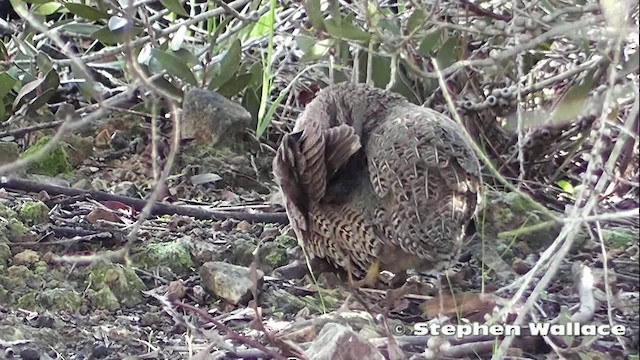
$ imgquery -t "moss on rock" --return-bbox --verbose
[17,292,37,309]
[19,201,50,226]
[6,265,39,288]
[87,287,121,311]
[37,288,82,311]
[0,243,11,268]
[134,241,194,276]
[88,262,146,308]
[602,228,637,249]
[20,135,73,176]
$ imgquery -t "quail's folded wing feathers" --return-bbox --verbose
[324,125,362,177]
[273,119,363,250]
[366,108,481,263]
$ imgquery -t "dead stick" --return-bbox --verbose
[0,177,289,224]
[0,120,64,138]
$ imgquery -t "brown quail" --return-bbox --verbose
[273,83,482,286]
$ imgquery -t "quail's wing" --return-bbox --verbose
[365,109,481,260]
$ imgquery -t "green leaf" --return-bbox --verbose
[151,76,183,99]
[13,77,45,109]
[297,35,332,62]
[242,87,260,123]
[26,88,55,114]
[152,49,198,86]
[417,30,443,56]
[248,61,263,87]
[378,18,400,36]
[552,69,598,124]
[324,18,370,41]
[209,16,233,49]
[217,73,253,98]
[256,0,277,129]
[0,98,5,121]
[36,52,53,74]
[246,7,280,40]
[160,0,189,17]
[209,39,242,90]
[436,37,461,68]
[305,0,325,31]
[33,2,62,16]
[65,3,109,21]
[407,9,425,33]
[43,68,60,91]
[13,36,38,57]
[9,0,29,18]
[370,56,391,88]
[556,180,574,194]
[0,73,17,99]
[91,26,143,45]
[172,48,200,67]
[59,23,102,35]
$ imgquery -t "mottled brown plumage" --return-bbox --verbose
[273,83,481,284]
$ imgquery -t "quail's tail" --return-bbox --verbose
[273,124,361,232]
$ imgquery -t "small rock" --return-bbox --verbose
[166,280,186,301]
[236,220,251,231]
[37,288,82,311]
[192,285,206,304]
[199,262,264,305]
[64,135,94,167]
[220,218,238,232]
[0,142,19,165]
[19,347,40,360]
[18,201,50,226]
[260,226,281,241]
[140,312,161,327]
[181,89,251,147]
[113,181,139,197]
[305,323,384,360]
[511,258,531,275]
[273,259,309,280]
[88,263,146,308]
[91,343,109,359]
[13,250,40,266]
[91,178,109,191]
[134,241,194,277]
[34,314,55,328]
[110,131,130,150]
[85,208,121,224]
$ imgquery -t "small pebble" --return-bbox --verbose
[91,343,109,359]
[19,348,40,360]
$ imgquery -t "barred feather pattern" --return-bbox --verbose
[273,82,482,278]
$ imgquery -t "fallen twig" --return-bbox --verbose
[0,177,289,224]
[0,119,64,139]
